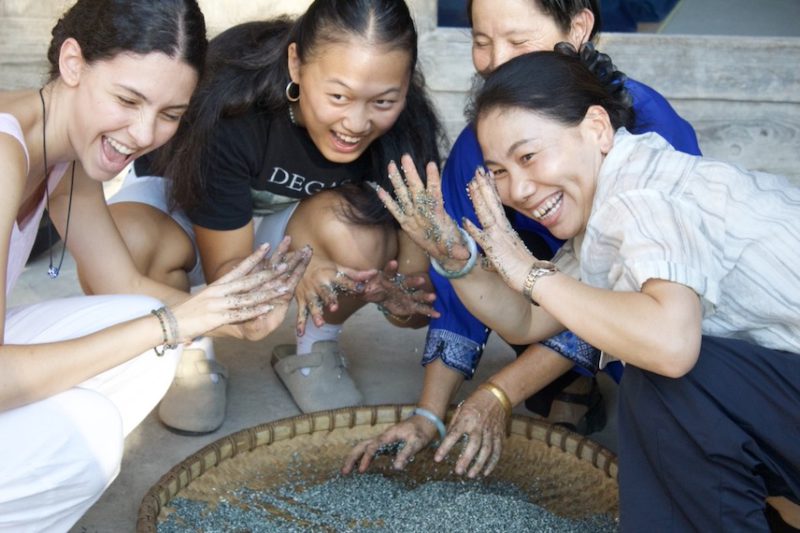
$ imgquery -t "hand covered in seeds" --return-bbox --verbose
[234,237,312,341]
[341,414,440,474]
[170,239,311,341]
[434,385,509,478]
[294,255,376,336]
[358,260,439,319]
[376,154,472,272]
[464,166,537,294]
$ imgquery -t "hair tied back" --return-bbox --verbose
[555,41,633,110]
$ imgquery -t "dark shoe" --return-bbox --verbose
[525,375,607,436]
[549,377,607,435]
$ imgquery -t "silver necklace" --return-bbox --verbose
[38,88,75,279]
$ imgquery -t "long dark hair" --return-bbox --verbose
[469,43,634,131]
[165,0,444,225]
[46,0,207,81]
[467,0,602,40]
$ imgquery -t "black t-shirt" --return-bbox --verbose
[190,107,372,230]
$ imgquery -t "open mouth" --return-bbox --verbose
[331,130,364,152]
[101,136,136,172]
[531,192,563,222]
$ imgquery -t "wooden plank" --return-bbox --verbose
[671,99,800,179]
[596,33,800,103]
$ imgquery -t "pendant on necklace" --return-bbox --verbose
[48,266,60,279]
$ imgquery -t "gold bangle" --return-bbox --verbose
[478,382,512,418]
[377,304,413,324]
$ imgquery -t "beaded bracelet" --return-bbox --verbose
[411,407,447,443]
[478,381,513,419]
[377,303,413,324]
[429,227,478,279]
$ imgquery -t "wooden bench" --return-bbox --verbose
[3,13,799,182]
[420,29,800,182]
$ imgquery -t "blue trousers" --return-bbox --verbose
[618,336,800,532]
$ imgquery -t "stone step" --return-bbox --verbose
[0,18,52,89]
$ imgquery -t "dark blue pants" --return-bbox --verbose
[618,336,800,532]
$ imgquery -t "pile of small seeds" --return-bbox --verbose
[158,473,618,532]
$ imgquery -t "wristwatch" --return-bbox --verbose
[521,260,558,306]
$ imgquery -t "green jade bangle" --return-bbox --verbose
[430,227,478,279]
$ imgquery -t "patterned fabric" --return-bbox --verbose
[541,331,601,374]
[422,328,483,377]
[559,129,800,355]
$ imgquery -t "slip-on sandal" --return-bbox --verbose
[271,340,363,413]
[158,337,228,435]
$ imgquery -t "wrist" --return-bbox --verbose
[376,303,413,324]
[521,260,558,306]
[410,406,447,443]
[430,227,478,279]
[477,381,513,419]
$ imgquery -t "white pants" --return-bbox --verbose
[0,295,181,533]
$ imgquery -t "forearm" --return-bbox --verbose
[450,264,561,344]
[533,274,702,376]
[416,358,465,420]
[487,344,574,407]
[0,313,165,411]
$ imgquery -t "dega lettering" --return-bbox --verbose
[268,167,328,194]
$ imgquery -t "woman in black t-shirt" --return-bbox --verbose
[100,0,445,431]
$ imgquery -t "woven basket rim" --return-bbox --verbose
[136,403,617,532]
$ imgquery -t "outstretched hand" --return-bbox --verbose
[433,386,509,478]
[341,414,440,474]
[171,238,311,341]
[294,255,376,336]
[360,260,439,319]
[376,154,471,272]
[464,167,536,293]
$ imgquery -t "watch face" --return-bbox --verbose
[532,260,557,272]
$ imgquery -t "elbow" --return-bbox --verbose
[652,334,701,378]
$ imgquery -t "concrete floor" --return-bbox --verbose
[10,1,795,530]
[9,242,618,532]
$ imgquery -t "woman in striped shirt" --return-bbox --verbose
[379,47,800,531]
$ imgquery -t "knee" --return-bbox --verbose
[108,203,194,281]
[289,191,397,269]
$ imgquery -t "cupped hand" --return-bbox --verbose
[360,260,439,319]
[171,240,311,341]
[294,255,376,336]
[464,167,536,293]
[341,415,440,474]
[235,237,311,340]
[434,386,509,478]
[376,154,471,271]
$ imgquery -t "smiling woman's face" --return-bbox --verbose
[288,39,411,164]
[476,105,612,240]
[68,48,198,181]
[470,0,584,77]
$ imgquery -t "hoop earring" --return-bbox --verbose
[285,81,300,102]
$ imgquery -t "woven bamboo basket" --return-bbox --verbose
[137,404,619,532]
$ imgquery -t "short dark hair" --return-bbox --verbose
[467,0,602,41]
[46,0,207,80]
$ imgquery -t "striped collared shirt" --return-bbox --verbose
[555,129,800,355]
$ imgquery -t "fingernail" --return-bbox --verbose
[355,282,365,292]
